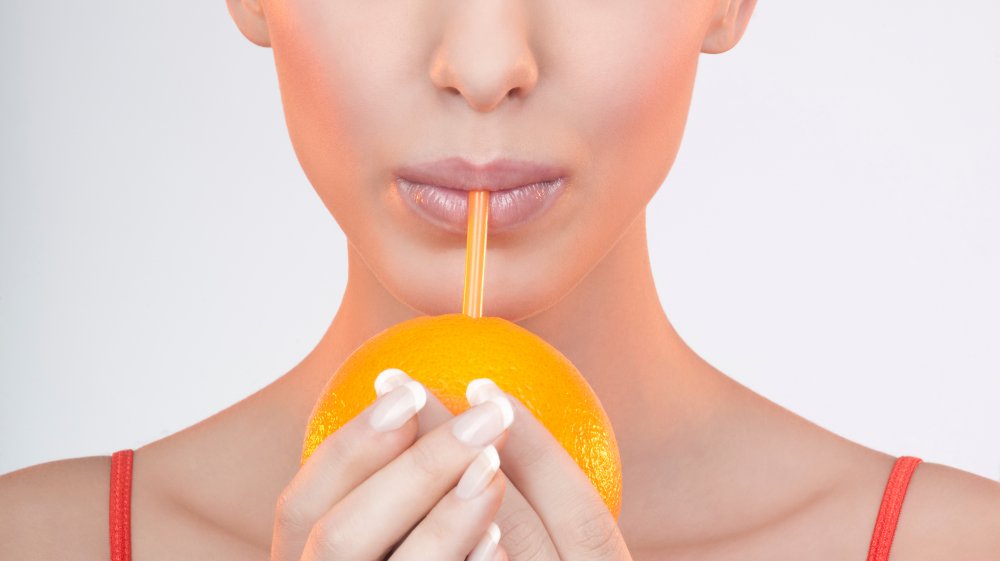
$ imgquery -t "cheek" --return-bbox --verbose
[565,5,703,220]
[527,4,703,278]
[494,17,703,318]
[266,3,392,238]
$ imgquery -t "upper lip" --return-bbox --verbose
[395,157,568,191]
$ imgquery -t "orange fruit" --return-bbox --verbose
[302,313,623,519]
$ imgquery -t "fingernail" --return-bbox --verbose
[466,378,504,406]
[368,380,427,432]
[455,445,500,500]
[467,522,501,561]
[452,395,513,447]
[374,367,411,397]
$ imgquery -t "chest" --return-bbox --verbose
[619,487,884,561]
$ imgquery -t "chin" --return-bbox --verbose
[385,268,567,323]
[361,211,592,323]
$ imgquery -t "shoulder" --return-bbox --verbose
[741,449,1000,561]
[890,460,1000,561]
[0,447,268,561]
[0,455,113,559]
[708,393,1000,561]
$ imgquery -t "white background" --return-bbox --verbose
[2,2,998,480]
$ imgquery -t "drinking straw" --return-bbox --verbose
[462,190,489,318]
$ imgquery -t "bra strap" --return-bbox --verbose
[109,449,134,561]
[866,455,922,561]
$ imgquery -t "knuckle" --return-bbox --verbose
[311,513,358,558]
[404,437,448,482]
[495,507,549,561]
[568,499,623,557]
[273,488,312,533]
[516,440,551,473]
[419,511,451,545]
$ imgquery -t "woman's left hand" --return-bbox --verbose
[476,381,633,561]
[405,376,633,561]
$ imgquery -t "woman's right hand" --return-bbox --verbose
[270,368,512,561]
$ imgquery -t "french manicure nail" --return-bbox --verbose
[466,378,504,406]
[452,395,513,447]
[455,445,500,500]
[368,380,427,432]
[374,367,411,397]
[467,522,501,561]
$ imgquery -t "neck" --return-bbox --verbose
[284,210,728,468]
[169,209,739,553]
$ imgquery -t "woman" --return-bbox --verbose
[2,0,998,559]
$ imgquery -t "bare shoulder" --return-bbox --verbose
[0,455,113,559]
[690,384,1000,561]
[0,445,271,561]
[890,460,1000,561]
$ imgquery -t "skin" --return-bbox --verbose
[2,0,1000,559]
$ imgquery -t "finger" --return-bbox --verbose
[466,380,559,561]
[382,373,511,557]
[389,448,506,560]
[411,373,510,454]
[467,521,502,561]
[304,387,514,560]
[271,369,425,561]
[471,379,629,560]
[412,378,558,561]
[398,430,557,561]
[490,471,560,561]
[411,374,455,437]
[378,368,460,440]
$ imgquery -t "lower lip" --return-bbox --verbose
[395,177,567,234]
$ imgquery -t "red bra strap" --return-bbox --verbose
[109,449,134,561]
[866,455,922,561]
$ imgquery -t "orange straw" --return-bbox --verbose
[462,190,489,318]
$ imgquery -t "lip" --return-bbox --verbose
[394,157,569,233]
[395,157,568,192]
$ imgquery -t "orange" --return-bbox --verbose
[302,313,623,519]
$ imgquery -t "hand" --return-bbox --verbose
[358,374,634,561]
[271,368,513,561]
[466,380,634,561]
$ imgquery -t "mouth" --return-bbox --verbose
[393,156,569,234]
[395,177,567,234]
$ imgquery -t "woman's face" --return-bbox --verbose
[242,0,745,321]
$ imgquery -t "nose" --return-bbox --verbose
[428,0,540,113]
